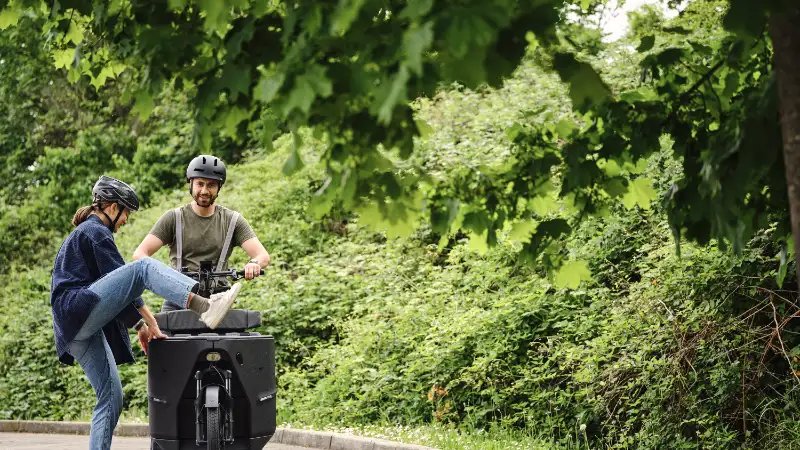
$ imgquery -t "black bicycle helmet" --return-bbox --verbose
[186,155,226,187]
[92,175,140,211]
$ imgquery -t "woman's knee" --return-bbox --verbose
[134,256,155,267]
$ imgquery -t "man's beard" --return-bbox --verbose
[193,191,217,207]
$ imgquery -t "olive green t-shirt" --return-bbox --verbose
[149,204,256,273]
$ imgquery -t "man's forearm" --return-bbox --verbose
[131,248,148,261]
[133,234,166,262]
[250,252,270,267]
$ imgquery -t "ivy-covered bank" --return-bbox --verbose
[1,135,798,448]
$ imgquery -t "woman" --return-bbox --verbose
[50,175,241,450]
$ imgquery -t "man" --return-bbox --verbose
[133,154,271,312]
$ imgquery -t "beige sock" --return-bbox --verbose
[188,293,210,314]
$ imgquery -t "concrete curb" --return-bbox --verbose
[0,420,437,450]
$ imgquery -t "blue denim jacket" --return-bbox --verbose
[50,215,144,365]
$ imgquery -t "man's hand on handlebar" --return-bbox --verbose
[243,261,262,280]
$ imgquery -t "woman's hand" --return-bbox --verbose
[137,324,168,355]
[149,323,168,340]
[135,304,169,356]
[138,326,152,355]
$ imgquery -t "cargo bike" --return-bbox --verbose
[147,260,276,450]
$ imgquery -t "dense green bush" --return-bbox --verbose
[3,124,800,448]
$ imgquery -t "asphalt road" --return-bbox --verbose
[0,433,311,450]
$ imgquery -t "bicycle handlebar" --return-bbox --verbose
[182,268,265,280]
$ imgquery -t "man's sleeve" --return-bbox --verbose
[91,236,145,309]
[234,214,257,246]
[149,210,176,245]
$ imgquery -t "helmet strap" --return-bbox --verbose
[97,202,123,233]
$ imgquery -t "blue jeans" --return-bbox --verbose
[67,257,198,450]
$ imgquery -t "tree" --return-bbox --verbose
[769,4,800,281]
[1,0,797,284]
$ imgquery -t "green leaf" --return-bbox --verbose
[282,65,332,116]
[508,220,537,243]
[283,148,304,176]
[778,241,789,288]
[555,119,576,138]
[67,67,81,83]
[356,201,417,239]
[65,21,84,44]
[654,48,685,67]
[722,72,740,99]
[529,195,558,216]
[225,19,255,58]
[304,65,333,98]
[602,178,627,197]
[217,64,251,101]
[403,21,433,75]
[375,66,410,124]
[638,158,649,172]
[132,89,155,121]
[399,0,433,19]
[554,260,591,289]
[620,87,656,103]
[622,177,657,210]
[446,15,484,59]
[415,119,433,139]
[168,0,188,11]
[110,62,127,77]
[282,131,305,176]
[255,71,286,103]
[90,66,116,90]
[308,193,334,218]
[259,115,278,152]
[52,48,75,69]
[340,170,358,208]
[467,230,489,254]
[331,0,366,36]
[505,123,523,141]
[598,159,621,177]
[723,0,767,39]
[199,0,227,33]
[636,35,655,53]
[552,52,610,111]
[223,106,250,137]
[0,7,20,30]
[305,6,323,36]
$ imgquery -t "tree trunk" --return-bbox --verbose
[771,5,800,282]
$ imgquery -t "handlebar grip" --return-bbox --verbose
[236,269,265,276]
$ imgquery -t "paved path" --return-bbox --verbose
[0,432,309,450]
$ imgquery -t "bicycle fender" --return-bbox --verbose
[205,385,220,408]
